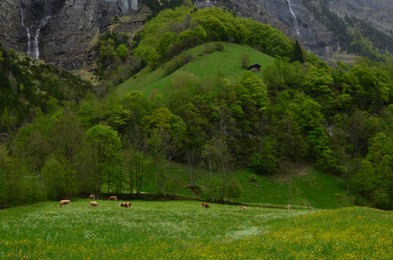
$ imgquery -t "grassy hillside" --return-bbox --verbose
[0,201,391,259]
[237,168,352,209]
[114,42,274,96]
[111,163,352,210]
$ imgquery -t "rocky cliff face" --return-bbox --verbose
[329,0,393,36]
[194,0,337,56]
[1,0,143,71]
[1,0,392,72]
[195,0,393,58]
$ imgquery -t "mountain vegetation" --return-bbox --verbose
[0,45,90,132]
[1,4,393,211]
[300,0,393,61]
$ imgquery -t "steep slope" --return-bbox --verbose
[0,0,182,72]
[0,44,89,133]
[330,0,393,36]
[195,0,335,57]
[196,0,393,59]
[114,43,274,96]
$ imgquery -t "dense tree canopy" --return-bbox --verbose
[2,5,393,209]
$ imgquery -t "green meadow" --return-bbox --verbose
[114,42,274,97]
[100,164,353,210]
[0,200,392,259]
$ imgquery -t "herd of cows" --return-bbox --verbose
[58,195,221,210]
[59,195,132,209]
[58,196,311,211]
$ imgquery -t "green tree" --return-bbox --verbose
[116,44,128,60]
[248,136,277,175]
[144,107,186,195]
[202,136,232,201]
[122,148,148,197]
[240,53,250,69]
[41,156,78,200]
[85,124,122,197]
[0,145,9,206]
[144,107,186,163]
[292,40,305,63]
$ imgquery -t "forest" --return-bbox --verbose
[1,6,393,209]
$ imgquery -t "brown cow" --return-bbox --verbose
[308,205,313,211]
[201,202,209,208]
[108,196,118,201]
[119,202,132,209]
[89,201,98,207]
[89,194,96,200]
[240,206,247,210]
[59,200,70,207]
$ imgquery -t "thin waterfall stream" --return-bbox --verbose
[287,0,301,36]
[19,0,52,59]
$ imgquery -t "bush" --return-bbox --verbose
[225,178,242,201]
[241,53,250,69]
[164,54,193,75]
[215,42,225,51]
[248,151,277,175]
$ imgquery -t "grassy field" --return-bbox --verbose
[236,169,353,209]
[114,42,274,97]
[114,164,353,210]
[0,201,392,259]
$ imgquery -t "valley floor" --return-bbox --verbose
[0,201,391,259]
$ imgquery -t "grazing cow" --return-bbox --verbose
[308,205,313,211]
[240,206,247,210]
[89,201,98,207]
[287,204,292,210]
[119,202,132,209]
[201,202,209,208]
[108,196,118,201]
[59,200,70,207]
[89,194,96,200]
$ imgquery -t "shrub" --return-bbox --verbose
[164,54,193,75]
[241,53,250,69]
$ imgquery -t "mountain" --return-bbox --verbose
[195,0,393,59]
[1,0,392,71]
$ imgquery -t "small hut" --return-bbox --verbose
[247,64,261,72]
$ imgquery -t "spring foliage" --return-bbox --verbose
[2,6,393,209]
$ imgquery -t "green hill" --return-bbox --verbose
[114,42,274,96]
[126,164,353,209]
[0,201,391,258]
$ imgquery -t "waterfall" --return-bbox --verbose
[19,0,51,60]
[33,29,41,59]
[287,0,301,36]
[120,0,137,12]
[20,1,33,58]
[122,0,129,11]
[131,0,138,11]
[32,17,50,60]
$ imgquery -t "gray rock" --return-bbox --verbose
[1,0,392,72]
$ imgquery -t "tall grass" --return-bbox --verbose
[0,201,391,259]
